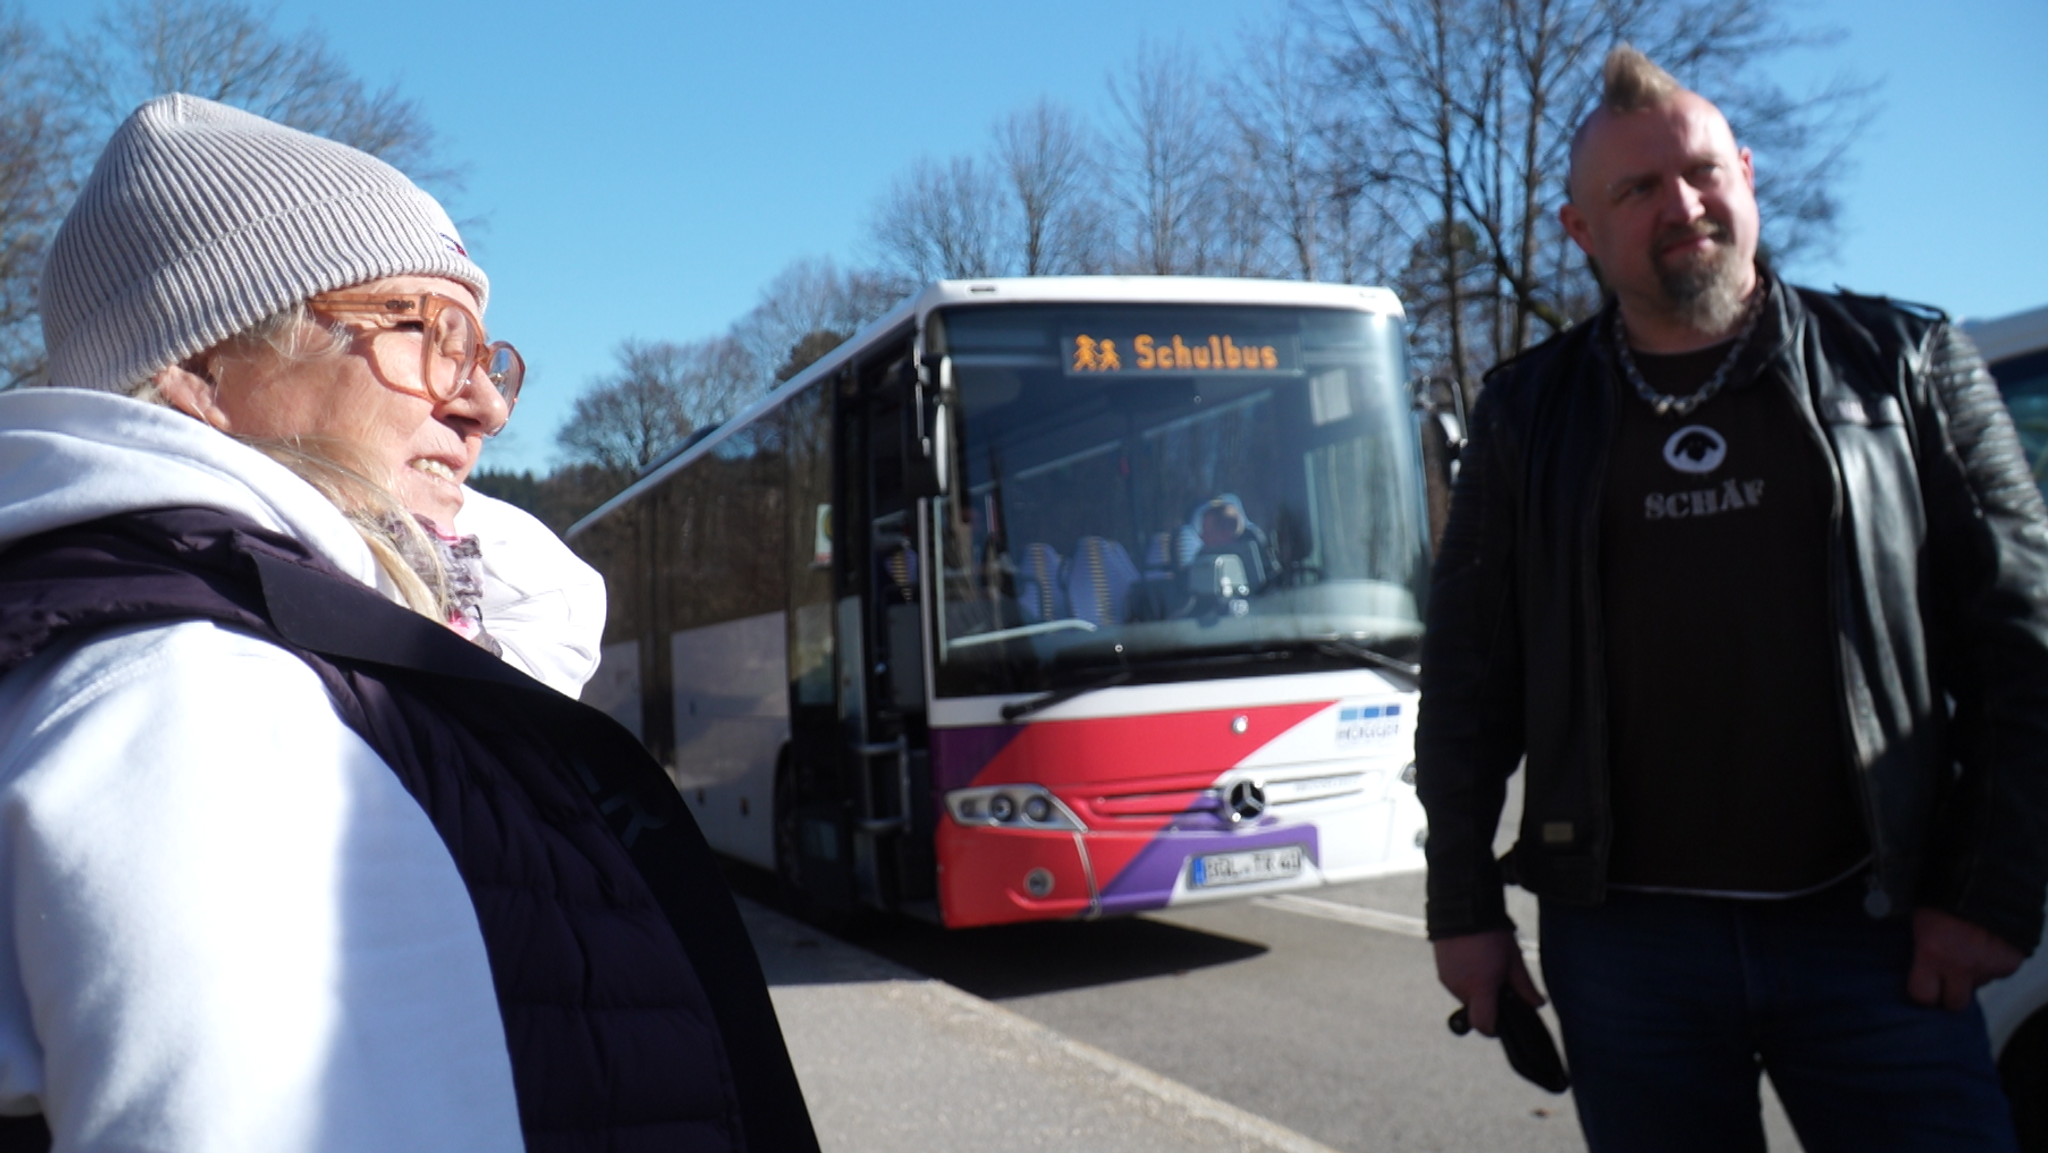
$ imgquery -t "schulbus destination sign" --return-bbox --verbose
[1064,329,1299,376]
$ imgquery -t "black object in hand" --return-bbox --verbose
[1446,989,1571,1094]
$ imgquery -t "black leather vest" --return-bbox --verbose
[0,508,819,1153]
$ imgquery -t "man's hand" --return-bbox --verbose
[1434,928,1544,1037]
[1908,907,2023,1011]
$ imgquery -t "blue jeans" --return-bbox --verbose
[1539,884,2017,1153]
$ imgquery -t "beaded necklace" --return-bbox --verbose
[1612,287,1765,418]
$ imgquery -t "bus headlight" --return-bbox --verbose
[947,785,1084,831]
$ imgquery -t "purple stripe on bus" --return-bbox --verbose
[1166,798,1233,832]
[928,725,1022,792]
[1093,824,1322,917]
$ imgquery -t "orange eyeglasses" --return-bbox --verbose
[308,291,525,409]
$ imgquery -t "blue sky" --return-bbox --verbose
[25,0,2048,473]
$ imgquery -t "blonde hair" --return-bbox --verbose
[132,306,454,621]
[1599,44,1680,113]
[249,437,452,619]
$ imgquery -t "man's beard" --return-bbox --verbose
[1653,220,1749,334]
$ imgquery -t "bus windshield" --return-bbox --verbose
[928,302,1429,698]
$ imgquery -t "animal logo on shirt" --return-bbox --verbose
[1662,425,1727,474]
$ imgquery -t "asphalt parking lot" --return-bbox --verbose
[740,865,1809,1152]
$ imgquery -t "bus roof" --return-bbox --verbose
[910,276,1403,317]
[1963,302,2048,364]
[567,276,1405,539]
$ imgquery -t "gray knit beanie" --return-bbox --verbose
[39,93,488,393]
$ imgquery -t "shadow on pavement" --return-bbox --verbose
[721,860,1269,998]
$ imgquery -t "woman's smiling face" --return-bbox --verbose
[200,275,508,531]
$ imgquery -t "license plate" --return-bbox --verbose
[1190,845,1304,888]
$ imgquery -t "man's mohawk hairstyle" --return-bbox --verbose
[1600,43,1680,113]
[1564,44,1685,201]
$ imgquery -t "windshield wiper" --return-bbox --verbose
[1000,668,1132,722]
[998,649,1297,723]
[1309,637,1421,691]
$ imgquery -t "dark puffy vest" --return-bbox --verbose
[0,508,818,1153]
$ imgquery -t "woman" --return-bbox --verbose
[0,95,813,1152]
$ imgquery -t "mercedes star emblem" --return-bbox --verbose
[1226,780,1268,823]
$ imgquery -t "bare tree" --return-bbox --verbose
[0,6,85,388]
[470,462,631,535]
[993,98,1112,275]
[1315,0,1871,398]
[1105,38,1225,275]
[1217,22,1337,280]
[836,265,909,328]
[672,335,763,429]
[60,0,456,191]
[735,255,899,374]
[1324,0,1496,390]
[1209,164,1284,278]
[558,253,906,486]
[556,339,701,473]
[868,155,1008,283]
[775,329,850,383]
[1317,112,1408,287]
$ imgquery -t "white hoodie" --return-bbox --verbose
[0,390,523,1151]
[456,489,605,697]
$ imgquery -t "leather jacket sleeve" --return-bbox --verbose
[1915,321,2048,952]
[1416,375,1528,939]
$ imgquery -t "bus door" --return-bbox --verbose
[832,334,937,916]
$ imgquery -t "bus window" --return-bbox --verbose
[926,303,1427,698]
[786,384,836,707]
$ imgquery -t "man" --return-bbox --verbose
[1417,44,2048,1151]
[1181,494,1276,589]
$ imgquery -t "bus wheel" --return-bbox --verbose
[773,747,867,935]
[2006,1006,2048,1151]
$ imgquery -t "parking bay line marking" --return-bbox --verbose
[925,981,1348,1153]
[1252,893,1542,959]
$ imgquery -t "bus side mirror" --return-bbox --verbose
[1434,410,1466,461]
[1414,375,1467,462]
[907,355,955,497]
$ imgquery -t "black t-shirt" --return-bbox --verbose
[1598,342,1867,893]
